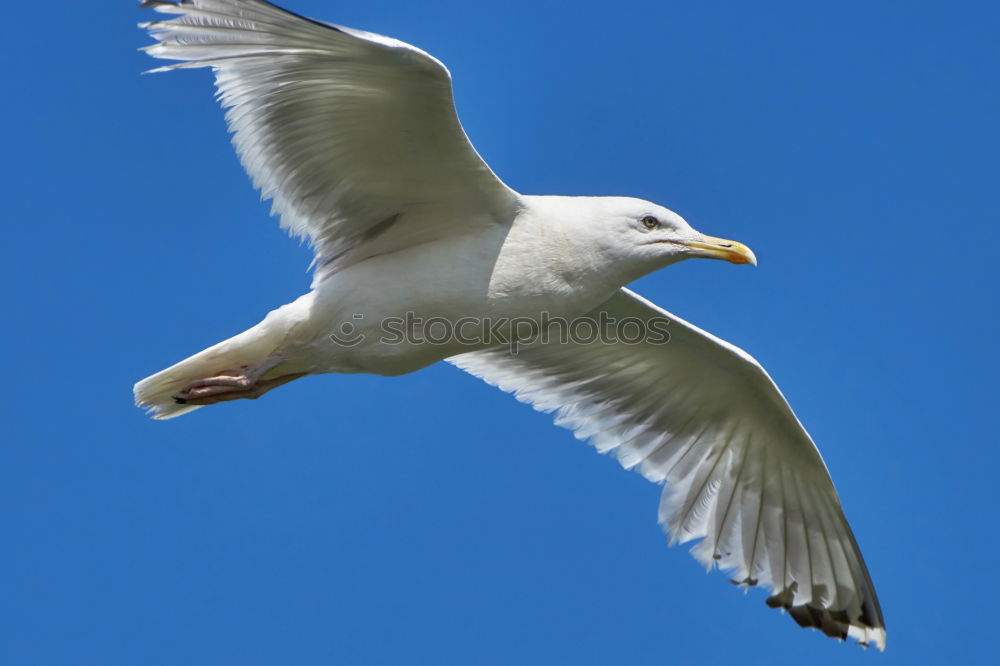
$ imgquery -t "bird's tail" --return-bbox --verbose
[134,295,316,419]
[133,324,280,419]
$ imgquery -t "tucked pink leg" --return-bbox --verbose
[174,371,306,406]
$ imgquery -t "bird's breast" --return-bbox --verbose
[300,230,616,375]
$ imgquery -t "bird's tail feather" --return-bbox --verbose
[136,291,315,419]
[134,324,283,420]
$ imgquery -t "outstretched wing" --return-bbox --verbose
[141,0,519,276]
[449,288,885,649]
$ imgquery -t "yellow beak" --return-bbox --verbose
[683,235,757,265]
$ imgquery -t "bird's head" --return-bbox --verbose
[579,197,756,277]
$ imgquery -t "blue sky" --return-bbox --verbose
[2,1,998,664]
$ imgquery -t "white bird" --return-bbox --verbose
[135,0,885,649]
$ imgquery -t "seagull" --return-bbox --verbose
[135,0,885,649]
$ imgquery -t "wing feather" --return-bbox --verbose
[141,0,518,278]
[449,288,885,649]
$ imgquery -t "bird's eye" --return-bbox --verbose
[641,215,660,230]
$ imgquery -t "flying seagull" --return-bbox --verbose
[135,0,885,649]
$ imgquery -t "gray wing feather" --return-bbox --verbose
[141,0,518,277]
[449,288,885,649]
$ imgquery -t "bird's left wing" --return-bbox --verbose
[141,0,519,277]
[449,288,885,649]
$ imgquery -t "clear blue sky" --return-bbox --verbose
[2,1,997,664]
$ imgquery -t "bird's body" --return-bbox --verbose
[306,197,621,373]
[139,195,690,401]
[136,0,885,649]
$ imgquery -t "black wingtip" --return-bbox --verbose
[766,591,886,649]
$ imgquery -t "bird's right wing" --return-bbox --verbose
[141,0,519,276]
[449,288,885,649]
